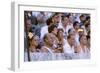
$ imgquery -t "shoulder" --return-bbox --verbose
[41,25,48,30]
[41,46,48,53]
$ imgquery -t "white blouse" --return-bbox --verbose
[77,46,90,59]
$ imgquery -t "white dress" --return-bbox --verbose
[24,52,45,61]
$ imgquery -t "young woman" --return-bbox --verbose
[24,32,41,61]
[75,35,90,59]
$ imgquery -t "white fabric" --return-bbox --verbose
[74,32,80,46]
[24,52,44,61]
[41,46,55,60]
[40,25,48,39]
[53,53,65,60]
[63,40,75,59]
[78,46,90,59]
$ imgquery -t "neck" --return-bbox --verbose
[29,45,36,52]
[80,44,86,49]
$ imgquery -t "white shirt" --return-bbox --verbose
[63,40,75,59]
[41,46,55,60]
[40,25,48,39]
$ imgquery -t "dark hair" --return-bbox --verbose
[67,34,74,39]
[86,16,90,21]
[31,16,38,25]
[48,24,57,33]
[66,13,72,18]
[46,17,53,25]
[52,12,59,18]
[86,35,90,40]
[68,29,72,34]
[79,14,85,19]
[57,28,64,36]
[61,15,69,21]
[73,21,79,28]
[24,11,32,19]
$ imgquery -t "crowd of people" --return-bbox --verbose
[24,11,90,61]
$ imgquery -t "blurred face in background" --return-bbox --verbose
[62,17,69,26]
[31,35,39,47]
[26,19,32,32]
[80,35,87,45]
[45,34,53,47]
[52,14,60,24]
[68,34,75,47]
[74,23,80,31]
[52,27,58,35]
[69,14,74,24]
[80,15,86,22]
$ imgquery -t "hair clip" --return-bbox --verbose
[28,32,33,39]
[78,29,84,32]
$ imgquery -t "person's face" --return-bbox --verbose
[80,35,87,45]
[69,35,75,46]
[58,30,63,39]
[69,29,75,35]
[69,15,73,23]
[46,34,53,46]
[75,23,80,30]
[53,27,58,35]
[62,17,69,26]
[32,36,39,47]
[80,16,85,22]
[26,19,32,31]
[53,15,60,23]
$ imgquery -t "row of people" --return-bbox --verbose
[24,32,90,61]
